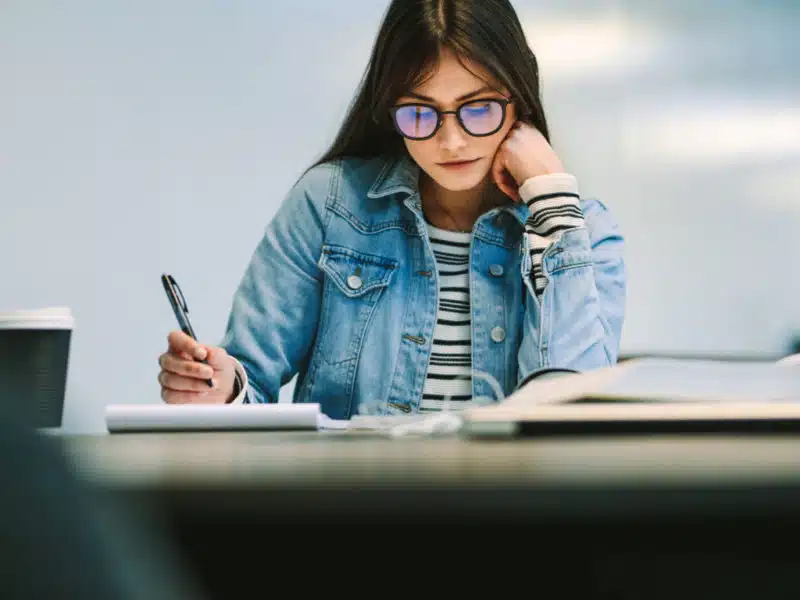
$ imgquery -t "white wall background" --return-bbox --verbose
[2,0,798,433]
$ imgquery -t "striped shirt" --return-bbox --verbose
[419,173,585,413]
[420,224,474,412]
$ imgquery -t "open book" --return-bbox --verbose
[461,357,800,437]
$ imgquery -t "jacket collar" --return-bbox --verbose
[367,154,419,199]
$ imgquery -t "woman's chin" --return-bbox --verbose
[427,165,489,192]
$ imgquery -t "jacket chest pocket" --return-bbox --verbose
[316,244,398,365]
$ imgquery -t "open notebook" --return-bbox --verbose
[105,402,350,433]
[461,357,800,437]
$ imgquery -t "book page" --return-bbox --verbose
[464,357,800,424]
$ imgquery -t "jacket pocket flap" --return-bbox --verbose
[318,245,398,298]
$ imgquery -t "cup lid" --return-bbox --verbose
[0,307,74,330]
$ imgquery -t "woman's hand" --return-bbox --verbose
[158,330,237,404]
[491,122,565,201]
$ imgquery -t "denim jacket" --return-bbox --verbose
[220,154,626,419]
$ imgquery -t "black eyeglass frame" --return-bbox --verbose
[388,97,513,141]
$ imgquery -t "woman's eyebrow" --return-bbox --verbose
[403,85,497,103]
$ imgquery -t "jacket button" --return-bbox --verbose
[491,326,506,343]
[489,264,504,277]
[347,275,363,290]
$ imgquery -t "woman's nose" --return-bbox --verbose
[437,113,468,153]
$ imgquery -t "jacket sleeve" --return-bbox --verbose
[220,164,334,404]
[516,173,626,385]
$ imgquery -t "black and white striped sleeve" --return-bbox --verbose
[519,173,585,298]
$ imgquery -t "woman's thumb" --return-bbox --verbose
[204,346,231,371]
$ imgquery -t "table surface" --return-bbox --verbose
[58,429,800,487]
[52,430,800,600]
[54,428,800,521]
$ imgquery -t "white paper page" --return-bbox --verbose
[316,414,350,430]
[499,358,800,410]
[584,358,800,404]
[105,402,321,432]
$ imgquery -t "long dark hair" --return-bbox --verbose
[308,0,550,170]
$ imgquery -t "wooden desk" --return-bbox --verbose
[59,431,800,598]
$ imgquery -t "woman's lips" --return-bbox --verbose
[438,158,481,170]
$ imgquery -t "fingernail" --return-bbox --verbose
[210,378,218,389]
[195,347,207,360]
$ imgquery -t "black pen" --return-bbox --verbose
[161,273,214,387]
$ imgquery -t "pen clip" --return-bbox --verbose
[168,275,189,314]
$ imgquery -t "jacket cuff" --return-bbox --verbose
[227,358,249,404]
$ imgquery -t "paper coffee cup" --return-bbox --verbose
[0,307,74,428]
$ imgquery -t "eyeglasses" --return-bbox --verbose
[389,98,512,141]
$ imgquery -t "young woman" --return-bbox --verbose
[157,0,626,419]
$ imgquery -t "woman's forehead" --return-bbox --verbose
[407,49,502,101]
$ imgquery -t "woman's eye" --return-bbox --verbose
[463,103,491,114]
